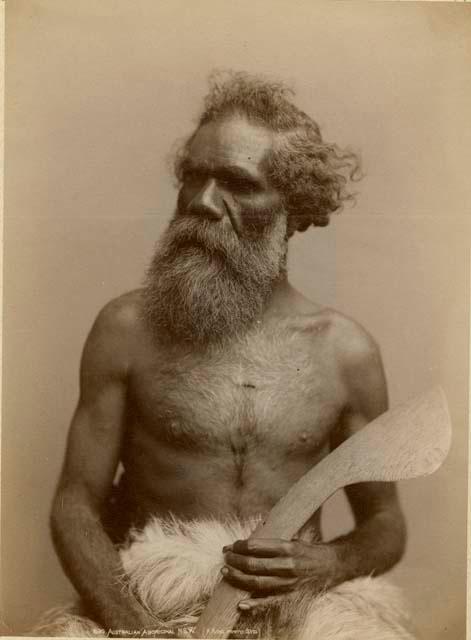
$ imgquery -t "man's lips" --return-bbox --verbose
[173,234,232,257]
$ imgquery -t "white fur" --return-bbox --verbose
[33,516,416,638]
[295,577,416,640]
[120,515,261,623]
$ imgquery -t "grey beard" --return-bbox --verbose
[142,210,288,346]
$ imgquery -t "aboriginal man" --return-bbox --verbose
[44,72,409,638]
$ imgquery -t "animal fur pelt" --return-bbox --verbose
[33,516,417,639]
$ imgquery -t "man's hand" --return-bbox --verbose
[221,537,338,613]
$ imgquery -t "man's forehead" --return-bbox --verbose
[187,116,276,173]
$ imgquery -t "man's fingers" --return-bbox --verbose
[228,538,294,557]
[221,566,297,593]
[224,551,297,577]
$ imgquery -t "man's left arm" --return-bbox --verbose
[222,324,406,612]
[326,326,407,584]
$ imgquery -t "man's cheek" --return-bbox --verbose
[242,206,286,238]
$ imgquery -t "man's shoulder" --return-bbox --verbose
[290,295,381,366]
[318,310,385,401]
[86,289,146,356]
[80,290,148,377]
[325,310,380,362]
[298,305,386,408]
[95,289,144,333]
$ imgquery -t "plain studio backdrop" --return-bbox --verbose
[3,1,470,638]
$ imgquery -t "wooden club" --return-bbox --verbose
[194,386,451,639]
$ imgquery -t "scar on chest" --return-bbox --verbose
[240,382,256,389]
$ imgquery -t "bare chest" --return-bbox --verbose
[128,327,345,457]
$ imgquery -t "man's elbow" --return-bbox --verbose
[49,484,100,547]
[380,508,407,572]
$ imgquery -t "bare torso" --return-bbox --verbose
[52,284,403,631]
[105,289,349,543]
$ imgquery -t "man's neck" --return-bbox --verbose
[263,276,322,321]
[264,277,298,317]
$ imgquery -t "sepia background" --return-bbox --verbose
[3,1,470,637]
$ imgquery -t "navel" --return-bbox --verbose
[230,438,248,488]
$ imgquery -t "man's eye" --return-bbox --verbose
[183,170,205,185]
[224,179,257,194]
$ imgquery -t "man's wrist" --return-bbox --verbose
[299,541,347,593]
[324,537,368,587]
[325,541,352,587]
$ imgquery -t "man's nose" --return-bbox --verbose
[187,179,225,221]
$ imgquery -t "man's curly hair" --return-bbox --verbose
[174,70,362,233]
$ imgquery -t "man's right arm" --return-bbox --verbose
[50,299,156,630]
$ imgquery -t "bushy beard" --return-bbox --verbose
[142,205,288,346]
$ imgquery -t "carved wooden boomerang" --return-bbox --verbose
[194,386,451,638]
